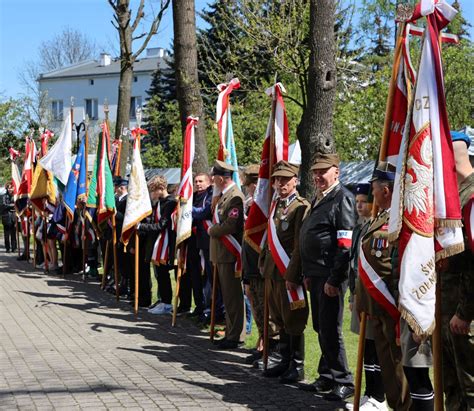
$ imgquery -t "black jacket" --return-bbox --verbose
[192,186,212,250]
[138,195,177,265]
[299,183,356,287]
[1,192,15,226]
[115,193,127,238]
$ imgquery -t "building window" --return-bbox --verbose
[89,79,94,85]
[134,76,138,83]
[85,98,98,120]
[130,96,142,119]
[51,100,63,121]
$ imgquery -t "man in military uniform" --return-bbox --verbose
[260,160,310,383]
[299,153,355,401]
[208,160,245,349]
[440,131,474,410]
[356,162,411,411]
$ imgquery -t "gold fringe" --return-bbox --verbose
[399,305,436,338]
[290,300,306,310]
[435,242,465,262]
[234,270,242,279]
[388,232,400,243]
[243,232,263,253]
[435,218,463,229]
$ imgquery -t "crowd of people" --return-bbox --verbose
[1,132,472,411]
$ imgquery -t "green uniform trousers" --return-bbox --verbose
[267,278,308,336]
[442,315,474,411]
[371,314,411,410]
[217,263,244,342]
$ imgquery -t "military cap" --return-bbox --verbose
[311,153,340,170]
[451,130,471,148]
[113,176,128,187]
[211,160,236,177]
[355,183,370,196]
[271,160,299,178]
[369,161,396,182]
[243,164,259,185]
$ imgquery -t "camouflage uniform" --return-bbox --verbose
[441,172,474,411]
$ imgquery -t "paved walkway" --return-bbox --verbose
[0,250,344,410]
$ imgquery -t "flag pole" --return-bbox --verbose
[209,264,218,342]
[353,14,407,411]
[172,200,182,327]
[134,229,139,317]
[112,214,120,301]
[263,77,278,370]
[16,216,20,258]
[81,115,89,282]
[63,98,74,276]
[102,240,110,289]
[32,206,36,267]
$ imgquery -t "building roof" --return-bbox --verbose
[144,168,181,185]
[339,160,376,186]
[38,57,163,80]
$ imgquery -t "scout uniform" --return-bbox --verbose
[441,131,474,411]
[208,160,245,348]
[260,161,310,383]
[356,163,411,411]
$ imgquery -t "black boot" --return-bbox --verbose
[279,334,304,383]
[263,332,291,378]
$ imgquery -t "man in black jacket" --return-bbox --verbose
[299,153,356,401]
[1,184,17,253]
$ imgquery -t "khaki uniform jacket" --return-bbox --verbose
[356,209,398,317]
[260,193,310,284]
[209,184,245,264]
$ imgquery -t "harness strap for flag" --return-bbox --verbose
[267,200,306,310]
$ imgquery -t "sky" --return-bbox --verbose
[0,0,473,100]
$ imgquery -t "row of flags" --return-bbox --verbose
[7,0,463,335]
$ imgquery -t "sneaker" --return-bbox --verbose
[38,262,45,269]
[346,396,388,410]
[148,302,164,313]
[149,303,173,315]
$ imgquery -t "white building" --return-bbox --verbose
[38,47,168,130]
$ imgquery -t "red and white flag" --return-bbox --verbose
[16,137,37,215]
[9,148,21,202]
[121,131,152,247]
[389,0,463,336]
[244,83,289,252]
[267,200,305,310]
[151,203,172,265]
[175,116,197,247]
[216,78,240,162]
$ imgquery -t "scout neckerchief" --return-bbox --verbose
[267,193,306,310]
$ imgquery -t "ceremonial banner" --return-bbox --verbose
[216,78,241,188]
[86,122,115,225]
[175,116,197,247]
[16,137,37,215]
[64,137,87,220]
[30,164,56,213]
[389,0,463,336]
[40,112,72,186]
[121,130,152,247]
[9,148,21,201]
[244,83,289,252]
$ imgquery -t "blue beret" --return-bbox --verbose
[451,131,470,148]
[356,183,370,196]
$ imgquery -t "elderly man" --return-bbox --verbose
[208,160,245,350]
[260,160,310,383]
[299,153,356,401]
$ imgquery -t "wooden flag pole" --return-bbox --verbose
[433,273,443,411]
[42,215,49,272]
[32,207,36,267]
[134,229,139,317]
[172,252,183,327]
[209,264,219,342]
[82,212,87,282]
[16,216,21,258]
[353,312,367,411]
[101,240,110,289]
[112,214,120,301]
[26,210,30,262]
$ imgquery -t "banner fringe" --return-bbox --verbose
[290,299,306,310]
[399,305,436,337]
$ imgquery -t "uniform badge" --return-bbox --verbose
[228,208,239,219]
[281,221,289,231]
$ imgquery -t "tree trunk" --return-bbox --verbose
[298,0,337,198]
[172,0,208,173]
[115,0,133,177]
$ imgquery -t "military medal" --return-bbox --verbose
[375,250,382,258]
[371,249,376,255]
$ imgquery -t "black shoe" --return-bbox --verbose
[323,384,355,401]
[6,249,10,253]
[189,308,203,318]
[176,307,191,316]
[263,361,290,378]
[298,378,335,393]
[279,361,304,384]
[216,339,242,350]
[17,254,27,261]
[245,350,262,364]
